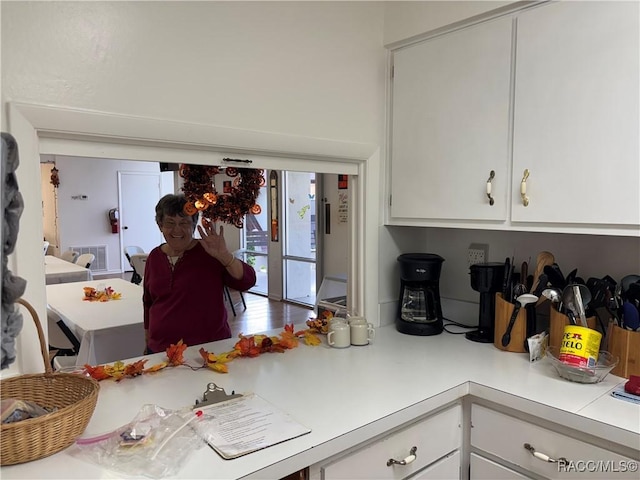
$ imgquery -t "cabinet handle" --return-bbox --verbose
[524,443,568,464]
[520,169,530,207]
[387,446,417,467]
[486,170,495,206]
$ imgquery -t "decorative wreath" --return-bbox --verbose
[180,164,265,228]
[50,166,60,188]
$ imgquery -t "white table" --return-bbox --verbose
[44,255,93,284]
[46,278,145,366]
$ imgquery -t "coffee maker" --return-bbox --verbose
[466,262,505,343]
[396,253,445,336]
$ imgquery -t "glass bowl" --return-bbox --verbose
[545,346,618,384]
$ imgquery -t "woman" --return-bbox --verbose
[143,194,256,353]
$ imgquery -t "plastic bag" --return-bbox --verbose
[68,404,207,478]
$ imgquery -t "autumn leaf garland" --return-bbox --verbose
[83,325,321,381]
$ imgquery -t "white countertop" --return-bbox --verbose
[2,325,638,479]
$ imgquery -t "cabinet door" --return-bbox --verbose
[512,1,639,226]
[390,16,512,222]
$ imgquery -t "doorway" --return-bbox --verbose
[283,172,318,306]
[118,171,163,269]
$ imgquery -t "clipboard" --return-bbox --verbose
[193,383,311,460]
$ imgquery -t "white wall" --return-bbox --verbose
[383,1,515,45]
[1,1,385,374]
[45,156,174,273]
[379,226,640,325]
[323,174,350,277]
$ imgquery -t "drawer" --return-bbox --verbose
[471,404,639,479]
[322,404,461,479]
[409,450,460,480]
[470,453,530,479]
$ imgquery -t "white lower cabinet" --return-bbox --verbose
[470,453,530,479]
[470,404,639,479]
[316,404,461,479]
[409,450,460,480]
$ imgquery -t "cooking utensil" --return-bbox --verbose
[622,301,640,330]
[621,274,640,293]
[502,257,511,299]
[542,287,562,305]
[565,268,578,286]
[530,251,555,294]
[544,263,566,289]
[501,293,538,347]
[562,284,591,328]
[572,284,590,328]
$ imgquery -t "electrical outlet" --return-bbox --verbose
[468,243,489,267]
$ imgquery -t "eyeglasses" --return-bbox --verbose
[161,220,193,230]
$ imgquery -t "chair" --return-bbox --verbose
[60,250,79,263]
[224,286,247,317]
[75,253,95,269]
[47,309,81,369]
[124,246,145,284]
[130,254,148,283]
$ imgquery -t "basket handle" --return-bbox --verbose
[16,298,53,375]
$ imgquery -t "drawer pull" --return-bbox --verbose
[524,443,567,464]
[387,446,417,467]
[486,170,495,206]
[520,169,530,206]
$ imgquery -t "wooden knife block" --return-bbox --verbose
[548,307,596,350]
[494,293,527,353]
[607,322,640,379]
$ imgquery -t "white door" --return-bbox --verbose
[118,172,163,270]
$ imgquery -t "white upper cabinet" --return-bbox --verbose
[390,16,513,222]
[512,1,639,227]
[388,1,640,235]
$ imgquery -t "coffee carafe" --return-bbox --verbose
[396,253,445,336]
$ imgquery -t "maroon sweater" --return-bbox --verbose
[143,242,256,352]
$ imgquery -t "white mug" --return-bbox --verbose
[350,322,375,346]
[327,322,350,348]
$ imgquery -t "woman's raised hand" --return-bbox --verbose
[197,219,230,261]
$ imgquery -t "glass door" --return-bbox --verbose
[240,173,268,295]
[283,172,317,306]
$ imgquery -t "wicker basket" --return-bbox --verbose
[1,298,100,466]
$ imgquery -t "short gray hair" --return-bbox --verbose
[155,194,198,229]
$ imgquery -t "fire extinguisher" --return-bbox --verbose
[108,208,119,234]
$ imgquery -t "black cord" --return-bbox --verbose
[443,317,477,335]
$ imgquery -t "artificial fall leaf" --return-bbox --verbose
[259,337,285,354]
[234,336,261,357]
[302,331,321,346]
[208,362,229,373]
[166,340,187,366]
[284,324,294,334]
[143,362,168,374]
[123,359,148,377]
[108,361,126,379]
[84,364,112,381]
[198,347,237,374]
[278,331,299,350]
[216,351,238,363]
